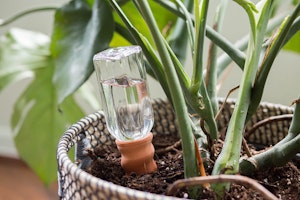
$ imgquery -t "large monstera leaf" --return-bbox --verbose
[51,0,114,103]
[0,28,49,91]
[110,0,177,47]
[0,28,84,185]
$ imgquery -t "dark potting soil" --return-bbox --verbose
[85,134,300,199]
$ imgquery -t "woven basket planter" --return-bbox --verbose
[56,99,293,200]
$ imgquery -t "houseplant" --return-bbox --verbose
[1,0,300,198]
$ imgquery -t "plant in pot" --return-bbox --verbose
[57,0,300,198]
[1,0,300,199]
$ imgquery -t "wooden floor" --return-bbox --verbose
[0,156,58,200]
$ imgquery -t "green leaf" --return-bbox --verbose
[51,0,114,103]
[284,31,300,53]
[293,0,300,5]
[0,28,85,185]
[12,65,84,185]
[0,28,50,91]
[110,1,176,47]
[233,0,258,39]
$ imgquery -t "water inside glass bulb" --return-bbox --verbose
[100,74,154,141]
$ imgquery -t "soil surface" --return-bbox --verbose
[86,135,300,199]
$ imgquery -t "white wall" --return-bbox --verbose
[1,0,299,157]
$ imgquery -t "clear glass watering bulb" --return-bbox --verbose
[93,46,154,141]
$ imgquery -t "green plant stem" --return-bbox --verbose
[212,0,273,195]
[174,0,195,52]
[155,0,246,71]
[182,80,218,141]
[111,1,214,141]
[198,80,218,139]
[109,1,172,100]
[241,133,300,174]
[233,0,258,39]
[206,0,229,116]
[247,3,300,122]
[186,0,219,140]
[216,35,249,75]
[164,40,191,89]
[190,0,209,95]
[168,0,194,63]
[134,0,199,179]
[163,0,218,140]
[0,7,57,27]
[165,38,218,140]
[216,12,290,76]
[282,16,300,45]
[240,98,300,175]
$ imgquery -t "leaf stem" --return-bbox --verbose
[190,0,209,95]
[212,0,273,195]
[206,0,229,115]
[108,0,171,100]
[155,0,246,71]
[169,0,194,63]
[240,98,300,175]
[133,0,199,179]
[0,7,57,27]
[247,3,300,122]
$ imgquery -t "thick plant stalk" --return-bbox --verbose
[165,41,218,140]
[162,0,218,140]
[240,98,300,175]
[111,0,218,142]
[191,0,219,140]
[133,0,199,179]
[190,0,209,95]
[212,0,273,195]
[206,0,229,115]
[241,133,300,174]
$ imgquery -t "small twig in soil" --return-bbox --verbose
[244,114,293,139]
[166,174,278,200]
[155,140,182,154]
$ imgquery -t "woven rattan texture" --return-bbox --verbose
[57,99,293,200]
